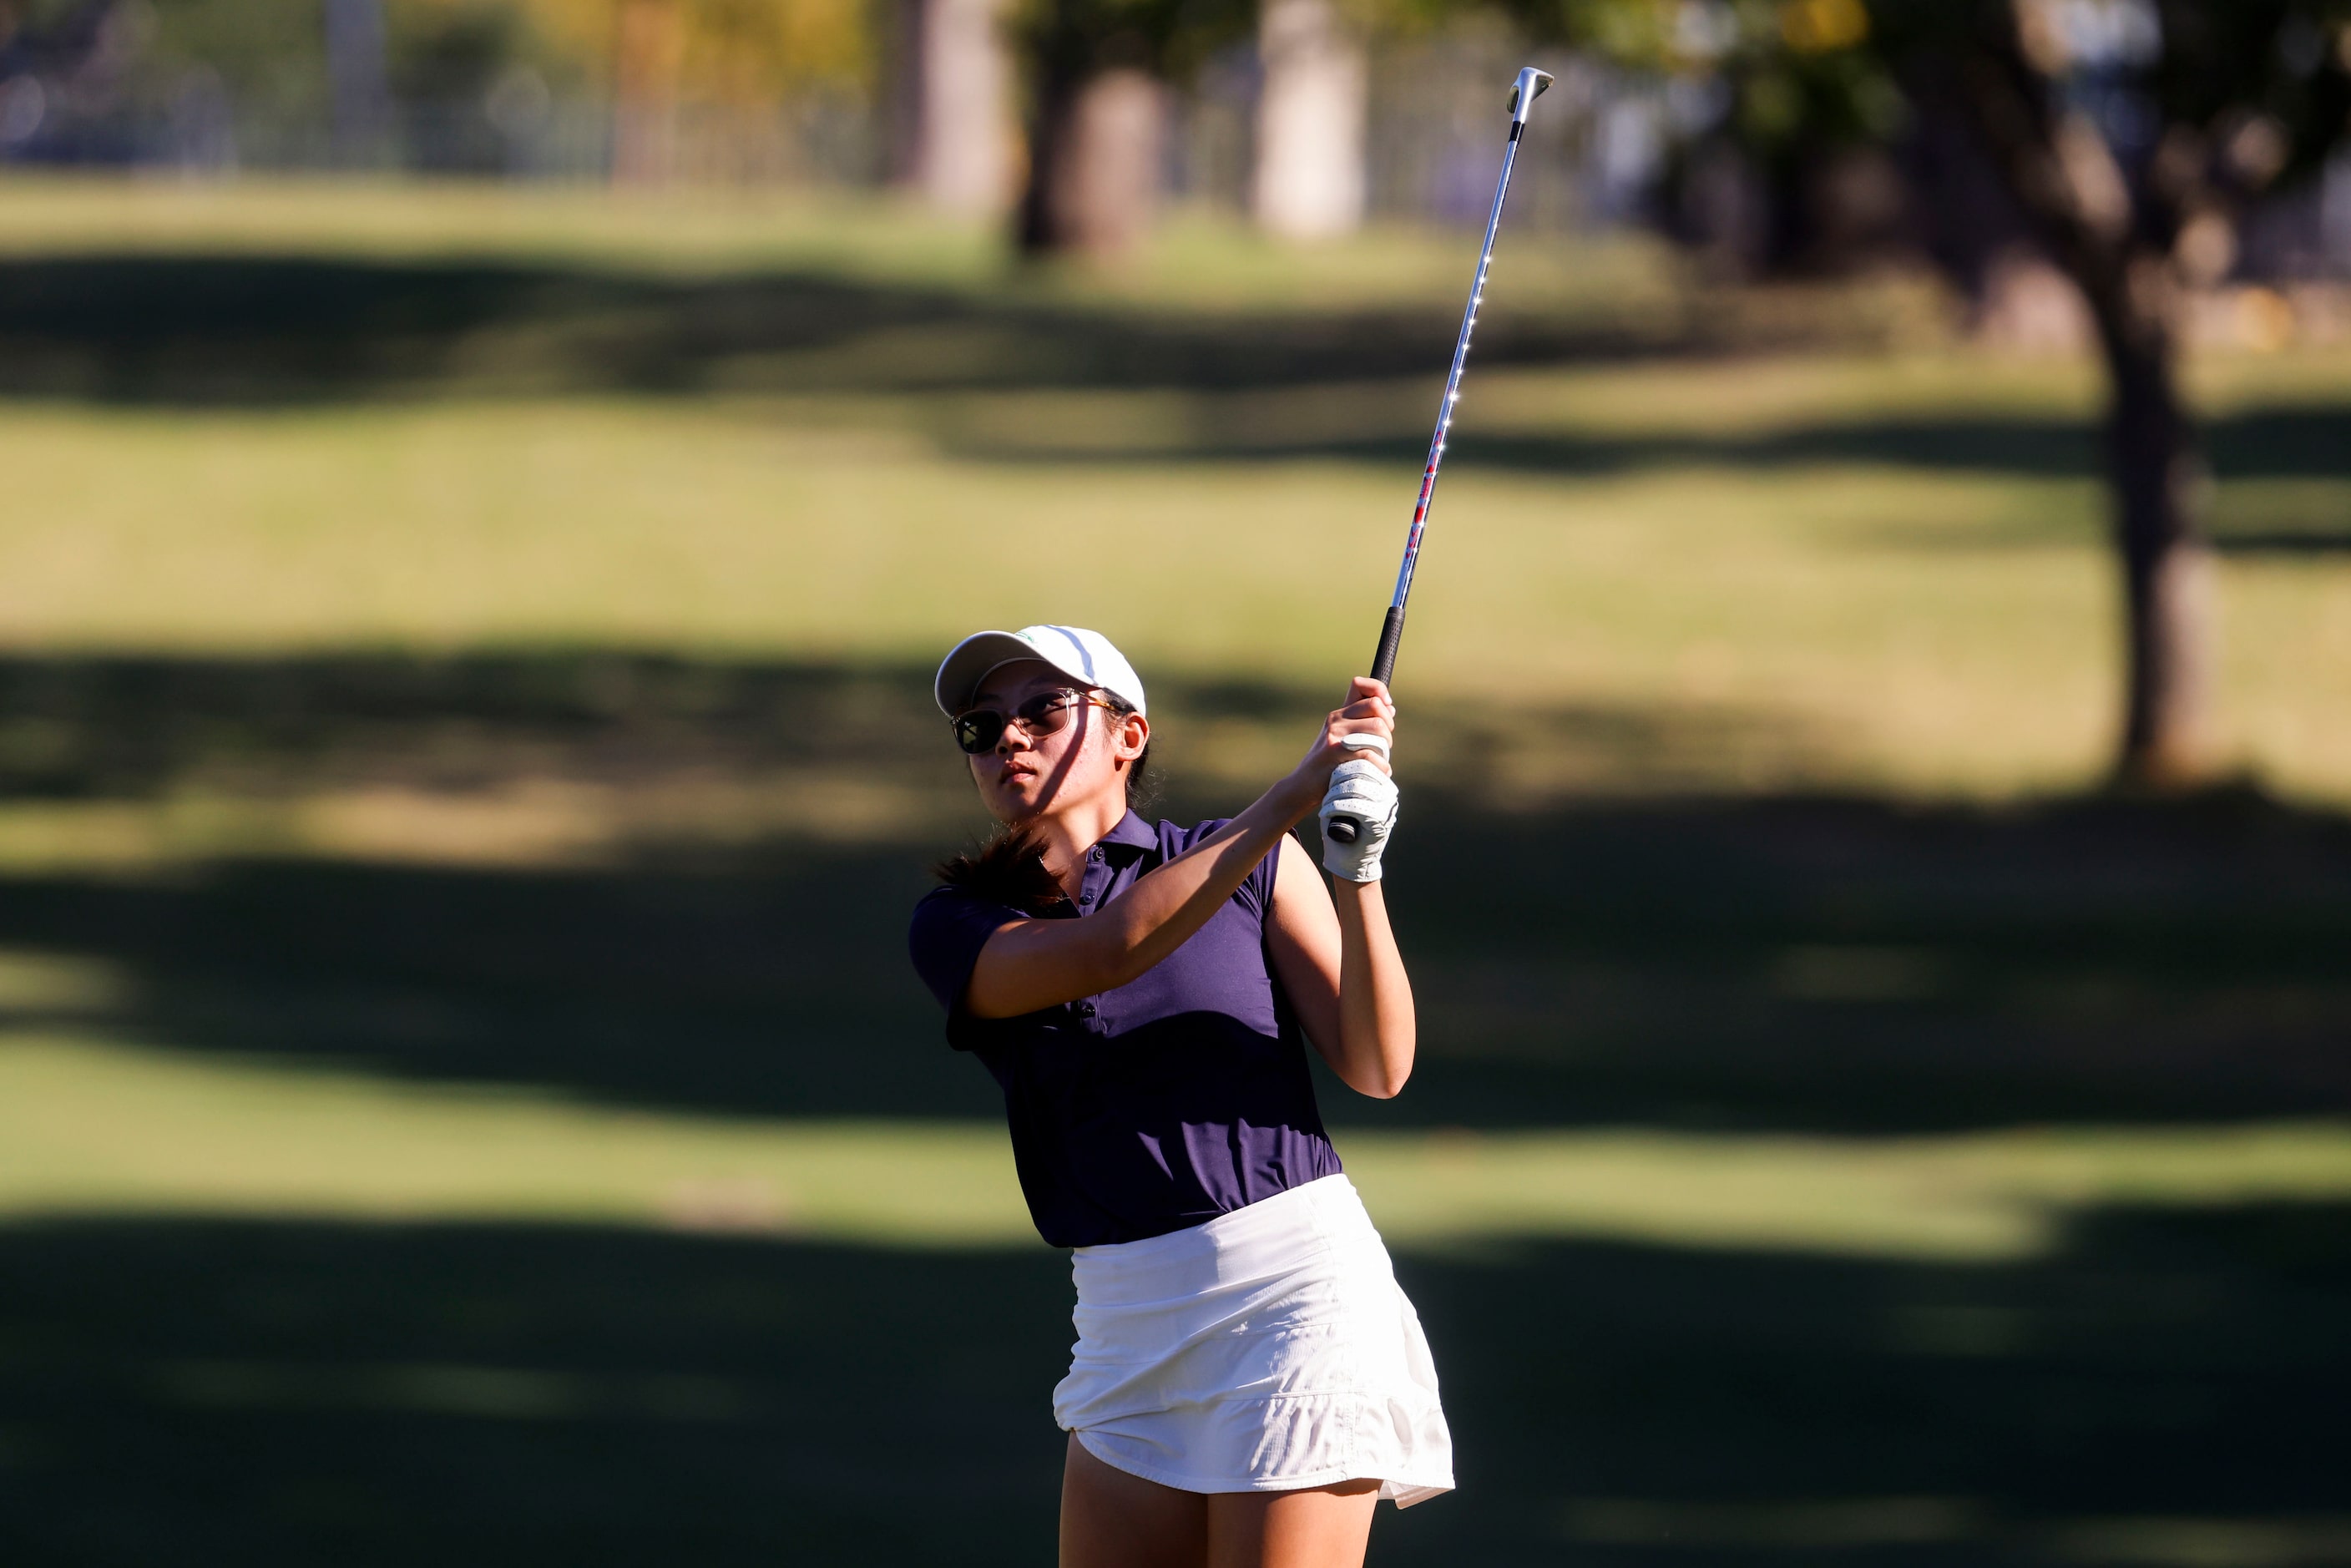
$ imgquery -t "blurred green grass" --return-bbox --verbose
[0,180,2348,1565]
[8,1020,2350,1264]
[2,366,2345,803]
[0,180,2344,807]
[0,174,1696,312]
[0,173,2345,1241]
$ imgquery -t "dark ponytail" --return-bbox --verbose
[932,827,1069,913]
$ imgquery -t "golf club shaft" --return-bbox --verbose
[1328,68,1546,849]
[1367,68,1544,688]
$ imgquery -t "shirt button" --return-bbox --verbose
[1078,1002,1097,1018]
[1089,847,1104,862]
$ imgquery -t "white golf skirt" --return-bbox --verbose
[1052,1173,1454,1507]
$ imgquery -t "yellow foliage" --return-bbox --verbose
[407,0,873,98]
[675,0,872,99]
[1779,0,1867,53]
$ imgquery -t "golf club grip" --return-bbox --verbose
[1368,605,1406,688]
[1328,607,1407,844]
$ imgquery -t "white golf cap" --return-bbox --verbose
[934,625,1147,717]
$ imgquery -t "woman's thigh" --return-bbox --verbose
[1059,1434,1381,1568]
[1059,1434,1206,1568]
[1206,1478,1380,1568]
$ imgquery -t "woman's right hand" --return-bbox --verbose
[1278,677,1396,822]
[968,678,1394,1015]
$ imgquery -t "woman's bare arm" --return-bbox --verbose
[964,788,1304,1018]
[963,681,1393,1019]
[1265,836,1417,1098]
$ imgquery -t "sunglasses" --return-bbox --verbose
[951,687,1117,756]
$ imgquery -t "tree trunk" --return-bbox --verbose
[1015,27,1079,256]
[893,0,1015,215]
[613,0,682,186]
[1251,0,1366,240]
[2095,271,2215,787]
[1019,66,1164,257]
[1935,10,2220,788]
[322,0,390,169]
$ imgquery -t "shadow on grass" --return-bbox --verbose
[4,254,2344,489]
[940,408,2348,487]
[0,650,2344,1133]
[2,1200,2344,1565]
[0,254,1654,403]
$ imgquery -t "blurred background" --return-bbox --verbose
[0,0,2348,1563]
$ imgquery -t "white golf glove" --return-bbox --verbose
[1317,736,1399,883]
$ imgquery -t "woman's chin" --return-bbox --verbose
[987,786,1044,819]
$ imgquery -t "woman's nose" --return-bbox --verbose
[999,712,1054,751]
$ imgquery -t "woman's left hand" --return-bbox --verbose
[1318,756,1398,881]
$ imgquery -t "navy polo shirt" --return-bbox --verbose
[908,812,1343,1249]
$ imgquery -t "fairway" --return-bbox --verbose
[9,1027,2351,1263]
[1,180,2346,1566]
[3,374,2350,809]
[0,182,2346,809]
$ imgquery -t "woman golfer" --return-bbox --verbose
[909,624,1451,1567]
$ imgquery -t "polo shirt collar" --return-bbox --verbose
[1072,811,1156,917]
[1100,810,1158,854]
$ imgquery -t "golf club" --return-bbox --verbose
[1329,63,1551,845]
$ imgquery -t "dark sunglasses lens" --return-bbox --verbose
[1019,690,1081,726]
[954,690,1085,754]
[953,711,1006,754]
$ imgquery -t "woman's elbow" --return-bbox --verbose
[1084,913,1166,994]
[1347,1061,1413,1100]
[1064,947,1145,1002]
[1084,939,1146,996]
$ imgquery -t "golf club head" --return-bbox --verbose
[1507,66,1554,122]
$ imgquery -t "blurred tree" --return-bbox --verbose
[512,0,874,102]
[382,1,576,170]
[889,0,1015,215]
[1533,0,2351,787]
[1009,0,1251,254]
[608,0,680,180]
[499,0,872,180]
[325,0,392,162]
[510,0,871,96]
[28,0,512,163]
[1253,0,1368,237]
[137,0,334,126]
[8,0,872,174]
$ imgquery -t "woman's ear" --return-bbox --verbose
[1117,711,1150,763]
